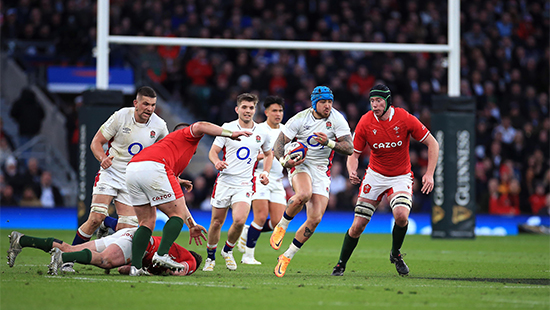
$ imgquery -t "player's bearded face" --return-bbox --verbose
[134,95,157,123]
[236,101,256,123]
[370,97,385,117]
[315,100,332,118]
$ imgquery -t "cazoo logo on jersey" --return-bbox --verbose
[372,140,403,149]
[153,193,172,201]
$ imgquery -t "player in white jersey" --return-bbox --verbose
[270,86,354,277]
[238,96,286,265]
[71,87,168,251]
[203,93,274,272]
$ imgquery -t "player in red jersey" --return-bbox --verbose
[8,229,202,276]
[331,84,439,277]
[126,121,252,276]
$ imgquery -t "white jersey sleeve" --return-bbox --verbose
[99,107,168,172]
[255,123,285,180]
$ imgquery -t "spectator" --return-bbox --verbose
[1,185,18,206]
[23,157,42,190]
[10,88,45,148]
[2,156,25,198]
[529,183,548,215]
[19,186,42,207]
[35,171,64,208]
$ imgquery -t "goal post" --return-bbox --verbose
[95,0,460,97]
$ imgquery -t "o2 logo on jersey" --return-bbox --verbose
[128,142,144,155]
[306,134,325,149]
[236,147,252,164]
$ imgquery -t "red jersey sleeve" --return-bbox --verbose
[407,113,430,142]
[353,114,369,153]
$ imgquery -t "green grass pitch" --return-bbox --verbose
[1,229,548,310]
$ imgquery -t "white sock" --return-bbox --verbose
[283,243,301,259]
[77,228,93,239]
[245,246,255,256]
[279,217,292,230]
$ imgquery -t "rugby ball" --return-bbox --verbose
[284,142,308,161]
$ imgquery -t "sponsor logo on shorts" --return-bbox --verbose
[152,193,172,201]
[372,140,403,149]
[150,130,156,139]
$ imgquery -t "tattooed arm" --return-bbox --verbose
[273,132,305,168]
[313,132,354,156]
[273,131,292,160]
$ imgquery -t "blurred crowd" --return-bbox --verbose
[1,0,549,214]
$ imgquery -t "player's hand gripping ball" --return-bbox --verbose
[284,142,308,162]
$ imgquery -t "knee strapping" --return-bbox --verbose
[118,215,138,226]
[390,194,412,210]
[354,201,376,220]
[90,203,109,216]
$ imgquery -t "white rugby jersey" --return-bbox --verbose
[100,107,168,172]
[282,107,351,169]
[254,122,285,181]
[213,120,272,187]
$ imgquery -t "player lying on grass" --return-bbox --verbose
[6,228,202,276]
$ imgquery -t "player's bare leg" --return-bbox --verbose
[113,201,138,230]
[220,202,249,270]
[275,194,326,277]
[204,207,229,271]
[73,194,113,245]
[90,244,126,269]
[270,173,312,250]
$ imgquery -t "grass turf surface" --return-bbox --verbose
[1,229,548,310]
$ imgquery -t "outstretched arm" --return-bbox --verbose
[191,121,251,140]
[420,133,439,194]
[313,132,354,156]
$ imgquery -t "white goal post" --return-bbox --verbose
[96,0,460,97]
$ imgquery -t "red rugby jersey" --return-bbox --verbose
[353,107,429,177]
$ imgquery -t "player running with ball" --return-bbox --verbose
[331,84,439,276]
[270,86,353,277]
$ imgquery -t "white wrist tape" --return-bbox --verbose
[221,129,233,137]
[326,139,336,149]
[260,171,269,177]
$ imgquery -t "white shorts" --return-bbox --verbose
[252,176,286,205]
[288,162,331,198]
[210,182,253,209]
[92,167,132,206]
[94,227,136,264]
[126,161,183,207]
[358,168,413,202]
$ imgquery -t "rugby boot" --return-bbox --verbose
[237,225,249,253]
[270,225,286,250]
[390,252,409,276]
[152,252,185,270]
[331,263,345,276]
[7,231,23,267]
[274,254,291,277]
[48,248,63,275]
[202,258,215,271]
[221,250,237,271]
